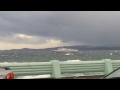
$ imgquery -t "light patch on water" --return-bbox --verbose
[109,53,113,55]
[1,55,5,56]
[115,51,118,52]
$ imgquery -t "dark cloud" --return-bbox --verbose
[0,11,120,46]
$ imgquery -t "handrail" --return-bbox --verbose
[0,59,120,78]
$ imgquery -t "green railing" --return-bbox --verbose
[0,59,120,78]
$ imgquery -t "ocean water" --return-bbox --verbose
[0,50,120,79]
[0,50,120,62]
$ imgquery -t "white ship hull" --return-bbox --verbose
[52,50,78,53]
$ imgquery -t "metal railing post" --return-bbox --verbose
[103,59,113,75]
[51,60,61,78]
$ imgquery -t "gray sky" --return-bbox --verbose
[0,11,120,50]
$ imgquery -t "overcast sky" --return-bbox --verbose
[0,11,120,50]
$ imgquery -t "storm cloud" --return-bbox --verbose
[0,11,120,50]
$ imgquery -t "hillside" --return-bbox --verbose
[1,45,120,52]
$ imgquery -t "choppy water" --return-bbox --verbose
[1,50,119,79]
[0,50,120,62]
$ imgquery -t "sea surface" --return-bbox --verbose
[0,50,120,62]
[1,50,120,79]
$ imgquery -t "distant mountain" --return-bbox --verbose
[1,45,120,52]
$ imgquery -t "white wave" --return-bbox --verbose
[0,62,8,63]
[0,62,22,63]
[109,53,113,55]
[1,55,6,56]
[0,60,82,64]
[64,53,73,55]
[0,62,40,63]
[65,60,81,62]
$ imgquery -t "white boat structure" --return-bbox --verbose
[52,48,78,53]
